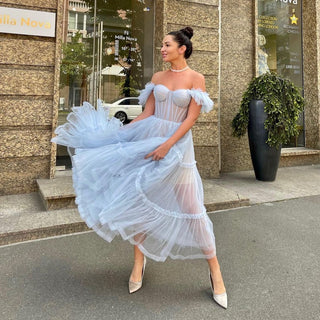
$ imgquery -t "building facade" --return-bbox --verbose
[0,0,319,195]
[0,0,62,194]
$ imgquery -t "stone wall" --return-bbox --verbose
[155,0,220,178]
[0,0,62,195]
[303,0,320,149]
[220,0,254,172]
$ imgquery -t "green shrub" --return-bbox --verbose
[231,72,304,148]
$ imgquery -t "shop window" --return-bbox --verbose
[57,0,154,166]
[257,0,304,147]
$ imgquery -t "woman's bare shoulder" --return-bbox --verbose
[151,71,167,84]
[189,70,206,90]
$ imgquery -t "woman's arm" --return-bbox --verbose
[145,74,206,161]
[130,72,163,124]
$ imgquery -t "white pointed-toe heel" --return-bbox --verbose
[209,271,228,309]
[129,257,146,294]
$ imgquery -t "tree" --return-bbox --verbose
[60,32,91,108]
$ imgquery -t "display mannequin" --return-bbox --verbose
[258,34,270,75]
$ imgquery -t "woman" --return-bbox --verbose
[52,27,227,309]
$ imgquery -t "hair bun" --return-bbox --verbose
[180,27,193,39]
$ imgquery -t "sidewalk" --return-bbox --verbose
[1,164,319,246]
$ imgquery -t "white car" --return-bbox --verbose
[103,97,142,123]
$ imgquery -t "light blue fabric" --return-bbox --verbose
[52,84,216,261]
[139,82,214,113]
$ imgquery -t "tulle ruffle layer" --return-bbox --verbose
[52,101,123,149]
[72,143,216,261]
[52,102,216,261]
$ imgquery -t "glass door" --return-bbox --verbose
[57,0,154,167]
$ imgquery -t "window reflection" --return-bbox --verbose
[57,0,154,165]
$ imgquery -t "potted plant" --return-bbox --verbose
[231,72,304,181]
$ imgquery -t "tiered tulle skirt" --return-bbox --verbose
[52,103,216,261]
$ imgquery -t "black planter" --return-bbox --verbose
[248,100,281,181]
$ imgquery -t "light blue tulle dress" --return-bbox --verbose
[52,82,216,261]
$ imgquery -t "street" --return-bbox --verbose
[1,196,320,320]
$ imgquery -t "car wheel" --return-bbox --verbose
[114,111,127,123]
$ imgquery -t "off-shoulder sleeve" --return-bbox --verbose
[138,82,155,105]
[188,89,214,113]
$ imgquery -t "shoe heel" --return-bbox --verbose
[209,270,228,309]
[129,257,146,294]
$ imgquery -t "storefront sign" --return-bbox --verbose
[258,15,278,30]
[114,30,138,63]
[0,6,56,37]
[276,0,298,4]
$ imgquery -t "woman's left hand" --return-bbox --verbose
[145,142,172,161]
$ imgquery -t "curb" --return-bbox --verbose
[205,198,250,212]
[0,222,90,246]
[0,198,249,246]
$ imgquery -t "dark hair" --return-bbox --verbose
[168,27,193,59]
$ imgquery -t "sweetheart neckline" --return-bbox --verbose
[152,83,191,92]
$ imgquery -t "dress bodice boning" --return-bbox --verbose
[139,82,214,123]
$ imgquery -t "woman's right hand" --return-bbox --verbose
[145,141,172,161]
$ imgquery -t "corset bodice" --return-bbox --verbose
[153,84,191,122]
[138,82,214,123]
